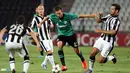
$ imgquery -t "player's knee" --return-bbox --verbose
[9,57,15,61]
[47,50,53,55]
[98,59,104,63]
[98,58,106,63]
[24,55,30,60]
[57,41,63,48]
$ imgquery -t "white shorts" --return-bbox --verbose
[93,38,113,57]
[5,42,29,58]
[40,40,53,52]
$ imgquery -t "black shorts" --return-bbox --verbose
[57,34,78,48]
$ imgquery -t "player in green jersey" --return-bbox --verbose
[38,5,96,71]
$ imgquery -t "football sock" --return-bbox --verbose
[40,50,44,56]
[9,57,15,71]
[23,56,30,73]
[42,55,48,65]
[47,54,55,67]
[77,52,85,62]
[103,56,114,63]
[58,49,65,66]
[107,56,114,61]
[89,56,95,70]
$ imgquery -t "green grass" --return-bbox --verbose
[0,45,130,73]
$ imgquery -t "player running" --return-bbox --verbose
[0,15,41,73]
[86,4,121,73]
[38,5,96,71]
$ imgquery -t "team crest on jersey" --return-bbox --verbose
[64,21,67,24]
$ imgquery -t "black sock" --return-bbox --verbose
[77,52,85,62]
[58,49,65,66]
[40,50,44,56]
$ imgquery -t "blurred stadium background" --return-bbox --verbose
[0,0,130,73]
[0,0,130,47]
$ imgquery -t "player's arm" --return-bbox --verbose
[78,13,96,18]
[29,31,41,51]
[37,16,49,28]
[0,28,7,43]
[95,28,116,35]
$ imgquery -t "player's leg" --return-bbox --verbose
[5,42,16,73]
[86,38,102,73]
[8,50,16,73]
[40,41,48,69]
[40,40,55,70]
[86,47,100,73]
[19,43,30,73]
[98,42,116,64]
[57,36,67,71]
[67,34,87,69]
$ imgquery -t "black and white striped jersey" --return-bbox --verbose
[5,24,31,43]
[31,16,52,41]
[100,14,120,44]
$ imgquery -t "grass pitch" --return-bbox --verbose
[0,45,130,73]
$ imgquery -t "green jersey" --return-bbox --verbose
[49,13,78,36]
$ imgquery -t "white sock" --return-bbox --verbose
[23,60,30,73]
[107,56,114,61]
[47,54,55,67]
[89,59,95,70]
[9,61,15,71]
[42,55,48,65]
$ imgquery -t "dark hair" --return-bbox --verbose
[54,5,62,11]
[112,4,121,12]
[16,15,26,24]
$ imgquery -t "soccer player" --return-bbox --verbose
[38,5,96,71]
[0,15,41,73]
[31,4,56,70]
[30,5,44,56]
[86,4,121,73]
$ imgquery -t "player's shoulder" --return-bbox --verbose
[64,12,73,15]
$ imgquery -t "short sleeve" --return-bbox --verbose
[31,17,36,28]
[26,27,32,33]
[101,14,110,21]
[49,14,54,20]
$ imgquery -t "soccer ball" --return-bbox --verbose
[52,64,61,73]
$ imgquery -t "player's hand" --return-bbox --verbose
[37,24,41,28]
[98,12,103,15]
[96,12,103,19]
[95,28,102,33]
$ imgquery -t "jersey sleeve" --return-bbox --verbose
[48,19,53,25]
[26,26,32,33]
[101,14,110,21]
[48,14,54,20]
[68,13,78,20]
[48,14,56,24]
[31,17,36,28]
